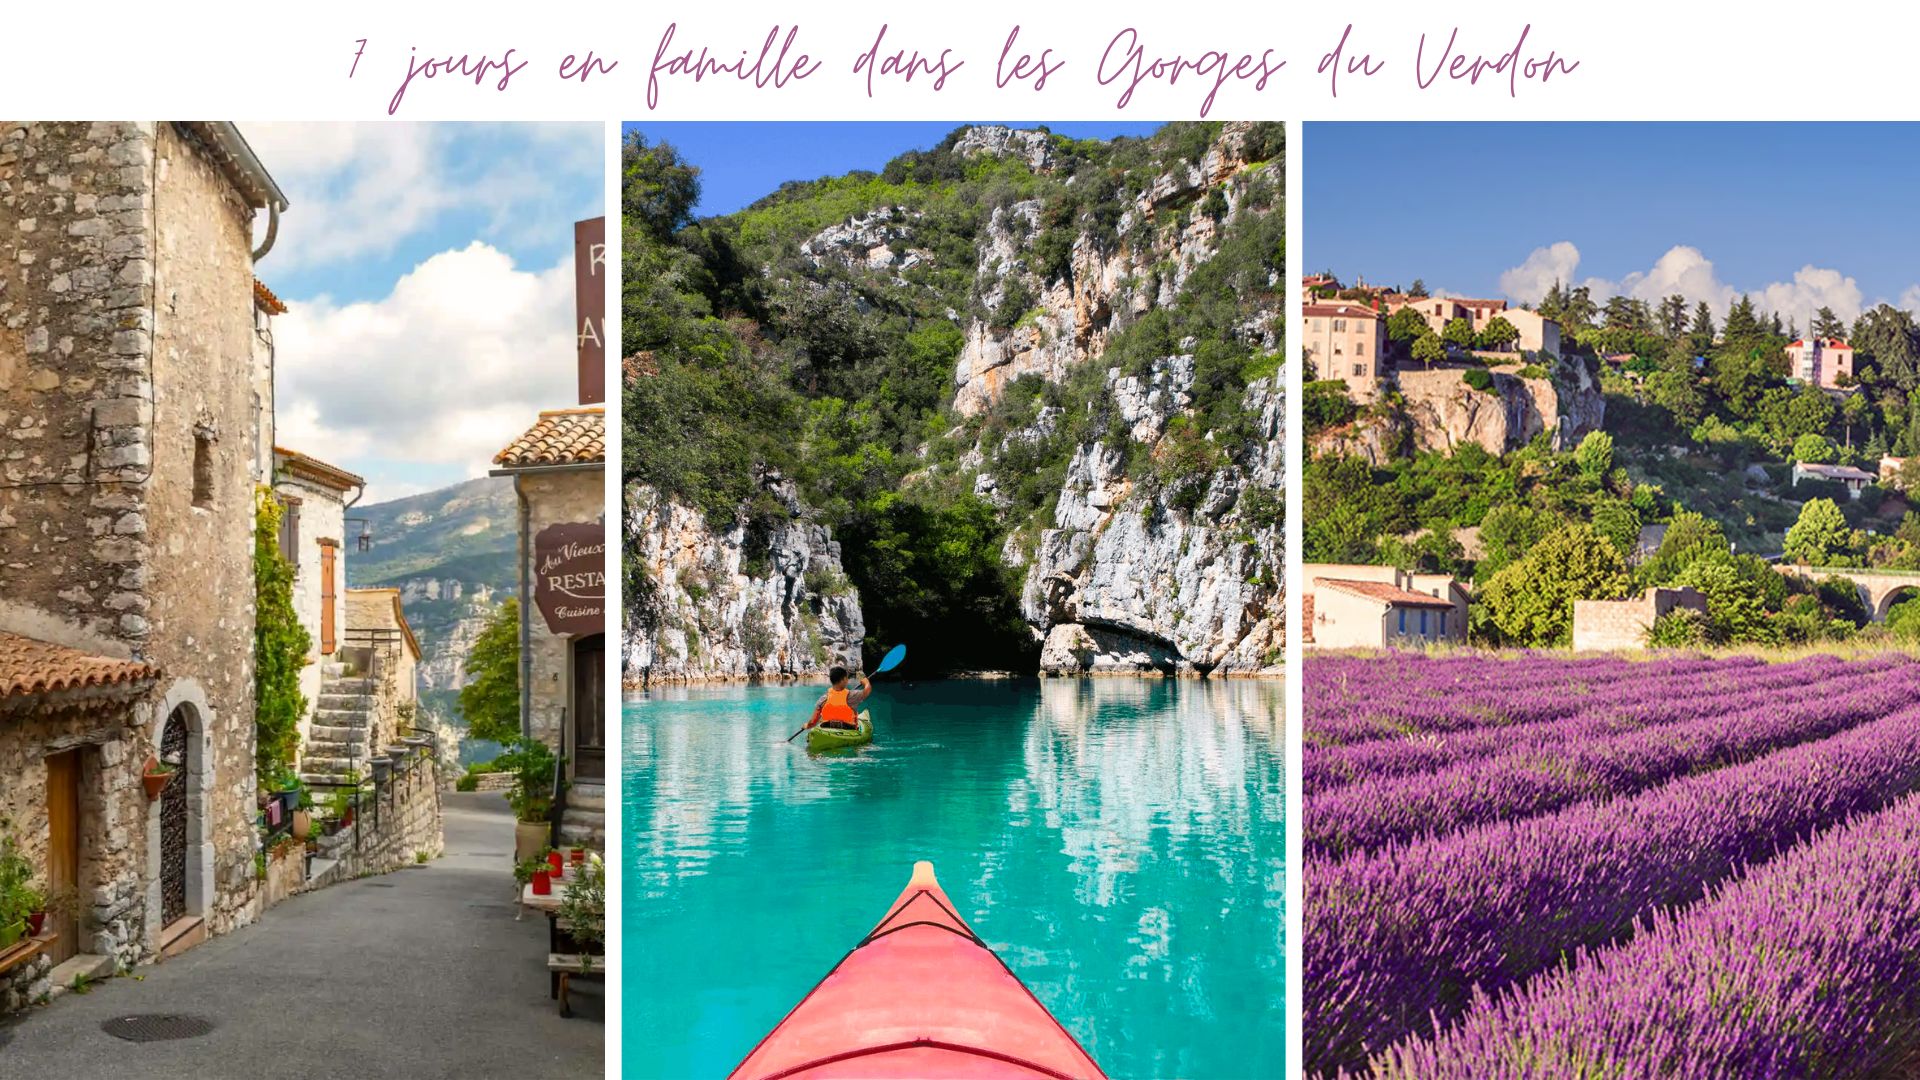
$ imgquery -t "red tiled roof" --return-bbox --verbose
[0,632,159,699]
[493,407,605,468]
[253,278,287,315]
[1303,302,1381,319]
[1316,578,1456,609]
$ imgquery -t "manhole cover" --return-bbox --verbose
[101,1014,213,1042]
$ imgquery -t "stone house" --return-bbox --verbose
[1303,564,1467,648]
[1497,308,1561,357]
[490,406,605,849]
[271,445,363,751]
[1388,295,1510,337]
[343,587,422,747]
[1572,587,1708,651]
[1303,300,1386,403]
[1792,461,1876,500]
[0,121,290,1000]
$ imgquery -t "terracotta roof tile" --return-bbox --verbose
[0,632,159,699]
[253,277,288,315]
[493,407,605,468]
[274,445,365,491]
[1316,578,1456,609]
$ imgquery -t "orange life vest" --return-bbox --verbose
[820,686,857,724]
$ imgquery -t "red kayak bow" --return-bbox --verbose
[730,861,1106,1079]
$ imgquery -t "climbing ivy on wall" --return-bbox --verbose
[254,487,310,788]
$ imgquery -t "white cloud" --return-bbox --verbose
[272,242,577,502]
[1496,241,1585,305]
[237,122,601,272]
[1497,240,1878,326]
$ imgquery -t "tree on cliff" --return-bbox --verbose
[1477,316,1519,352]
[1412,332,1446,370]
[460,597,522,745]
[1477,522,1630,646]
[1442,317,1476,350]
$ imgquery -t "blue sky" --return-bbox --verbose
[240,122,604,503]
[619,121,1163,217]
[1307,122,1920,324]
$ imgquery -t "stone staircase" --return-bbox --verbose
[300,661,378,787]
[559,779,605,851]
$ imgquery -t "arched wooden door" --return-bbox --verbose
[159,706,190,928]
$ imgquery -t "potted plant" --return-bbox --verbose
[556,854,605,959]
[142,757,175,801]
[545,848,565,881]
[569,846,587,867]
[500,737,564,863]
[514,857,550,896]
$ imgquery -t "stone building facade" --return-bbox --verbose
[273,445,362,749]
[1303,564,1467,649]
[491,407,605,849]
[0,121,289,1003]
[344,586,422,748]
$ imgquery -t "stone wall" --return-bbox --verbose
[518,468,603,751]
[0,120,270,953]
[0,695,150,982]
[141,123,263,937]
[309,752,443,883]
[1572,587,1708,651]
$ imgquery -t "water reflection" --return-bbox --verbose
[623,677,1284,1079]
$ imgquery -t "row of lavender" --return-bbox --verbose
[1305,653,1920,1077]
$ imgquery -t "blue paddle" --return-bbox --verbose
[787,645,905,742]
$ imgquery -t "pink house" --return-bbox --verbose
[1785,337,1855,389]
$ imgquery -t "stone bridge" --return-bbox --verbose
[1776,565,1920,621]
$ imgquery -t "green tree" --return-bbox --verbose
[1687,301,1716,354]
[1412,332,1446,370]
[1647,366,1707,425]
[1574,430,1615,481]
[1784,498,1855,566]
[1408,278,1429,298]
[460,597,523,745]
[1442,316,1476,349]
[1812,306,1846,340]
[1887,594,1920,641]
[622,132,702,243]
[1477,315,1520,352]
[254,490,311,786]
[1793,432,1836,464]
[1478,523,1631,646]
[1852,304,1920,392]
[1637,509,1727,587]
[1657,294,1689,341]
[1473,503,1554,581]
[1386,306,1430,347]
[1673,559,1778,645]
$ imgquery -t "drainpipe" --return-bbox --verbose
[516,476,532,741]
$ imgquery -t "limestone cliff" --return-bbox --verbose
[623,480,864,685]
[1323,357,1606,458]
[1020,369,1284,675]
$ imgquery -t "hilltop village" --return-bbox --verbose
[1303,272,1920,650]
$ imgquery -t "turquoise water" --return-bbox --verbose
[623,678,1284,1079]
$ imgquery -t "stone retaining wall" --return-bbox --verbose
[308,754,443,886]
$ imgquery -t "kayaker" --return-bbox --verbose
[808,666,871,731]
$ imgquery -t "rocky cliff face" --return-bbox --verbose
[1325,358,1606,458]
[954,123,1270,417]
[623,481,864,685]
[1014,366,1284,676]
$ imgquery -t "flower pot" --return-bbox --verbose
[530,869,552,896]
[0,921,22,949]
[26,911,46,937]
[387,746,408,764]
[546,851,564,879]
[514,821,548,863]
[292,809,312,841]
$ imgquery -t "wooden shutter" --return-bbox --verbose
[319,542,337,655]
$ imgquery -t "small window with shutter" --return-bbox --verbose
[277,495,301,571]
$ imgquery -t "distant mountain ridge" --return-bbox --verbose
[349,475,518,733]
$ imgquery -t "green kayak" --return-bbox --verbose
[807,711,873,752]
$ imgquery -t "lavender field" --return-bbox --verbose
[1306,652,1920,1078]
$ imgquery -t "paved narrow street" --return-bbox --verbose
[0,792,603,1078]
